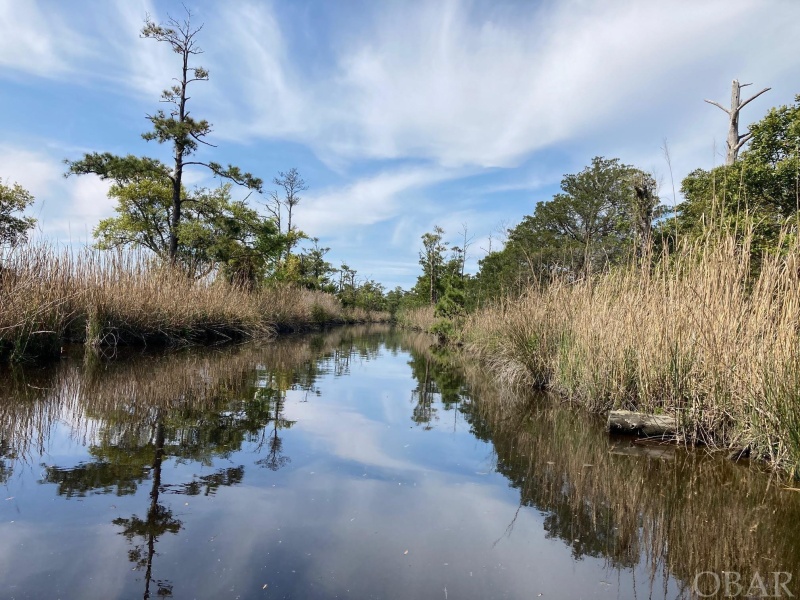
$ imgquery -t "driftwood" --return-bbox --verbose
[607,410,676,437]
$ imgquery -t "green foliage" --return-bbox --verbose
[65,153,172,184]
[336,262,387,312]
[669,96,800,258]
[435,274,466,320]
[472,157,663,303]
[385,286,407,318]
[94,180,282,283]
[295,238,335,290]
[413,225,449,305]
[0,179,36,246]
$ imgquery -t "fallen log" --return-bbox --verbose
[607,410,676,437]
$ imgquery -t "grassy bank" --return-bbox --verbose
[450,229,800,476]
[394,304,436,332]
[0,245,387,362]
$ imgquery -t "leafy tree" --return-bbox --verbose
[743,96,800,216]
[94,181,282,282]
[296,237,335,290]
[672,96,800,256]
[414,225,448,305]
[66,8,261,263]
[530,157,643,277]
[334,262,387,312]
[473,158,663,300]
[0,179,36,246]
[385,286,407,317]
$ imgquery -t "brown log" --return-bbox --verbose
[607,410,676,437]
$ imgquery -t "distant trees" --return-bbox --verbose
[0,179,36,247]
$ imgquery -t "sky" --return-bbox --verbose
[1,0,799,289]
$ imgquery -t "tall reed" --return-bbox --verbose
[0,244,387,361]
[395,305,436,331]
[464,228,800,476]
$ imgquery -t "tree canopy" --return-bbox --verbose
[672,95,800,253]
[0,179,36,247]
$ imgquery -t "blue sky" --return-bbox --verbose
[1,0,799,289]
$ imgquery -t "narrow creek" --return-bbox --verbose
[1,325,798,599]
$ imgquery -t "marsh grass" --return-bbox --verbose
[464,228,800,475]
[395,305,436,331]
[0,244,387,362]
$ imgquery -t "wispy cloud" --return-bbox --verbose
[0,0,89,78]
[204,0,798,170]
[294,166,459,238]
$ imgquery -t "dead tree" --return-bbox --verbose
[705,79,770,165]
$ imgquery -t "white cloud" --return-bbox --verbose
[0,144,113,240]
[294,166,458,238]
[0,0,89,78]
[205,0,800,170]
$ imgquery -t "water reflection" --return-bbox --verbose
[1,326,392,598]
[0,326,799,598]
[457,372,800,597]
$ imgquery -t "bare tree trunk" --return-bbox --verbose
[705,80,770,166]
[429,255,435,305]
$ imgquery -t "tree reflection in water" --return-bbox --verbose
[20,326,387,597]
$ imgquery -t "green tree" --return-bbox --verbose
[296,237,335,290]
[66,9,261,262]
[672,96,800,255]
[0,179,36,246]
[94,181,282,283]
[266,168,308,261]
[474,158,662,300]
[415,226,448,305]
[531,157,642,277]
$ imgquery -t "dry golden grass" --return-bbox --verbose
[0,244,387,361]
[396,304,436,331]
[464,229,800,476]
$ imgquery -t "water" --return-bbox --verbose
[1,326,799,599]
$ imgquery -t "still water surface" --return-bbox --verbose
[1,326,799,599]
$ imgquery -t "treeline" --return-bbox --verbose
[400,91,799,322]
